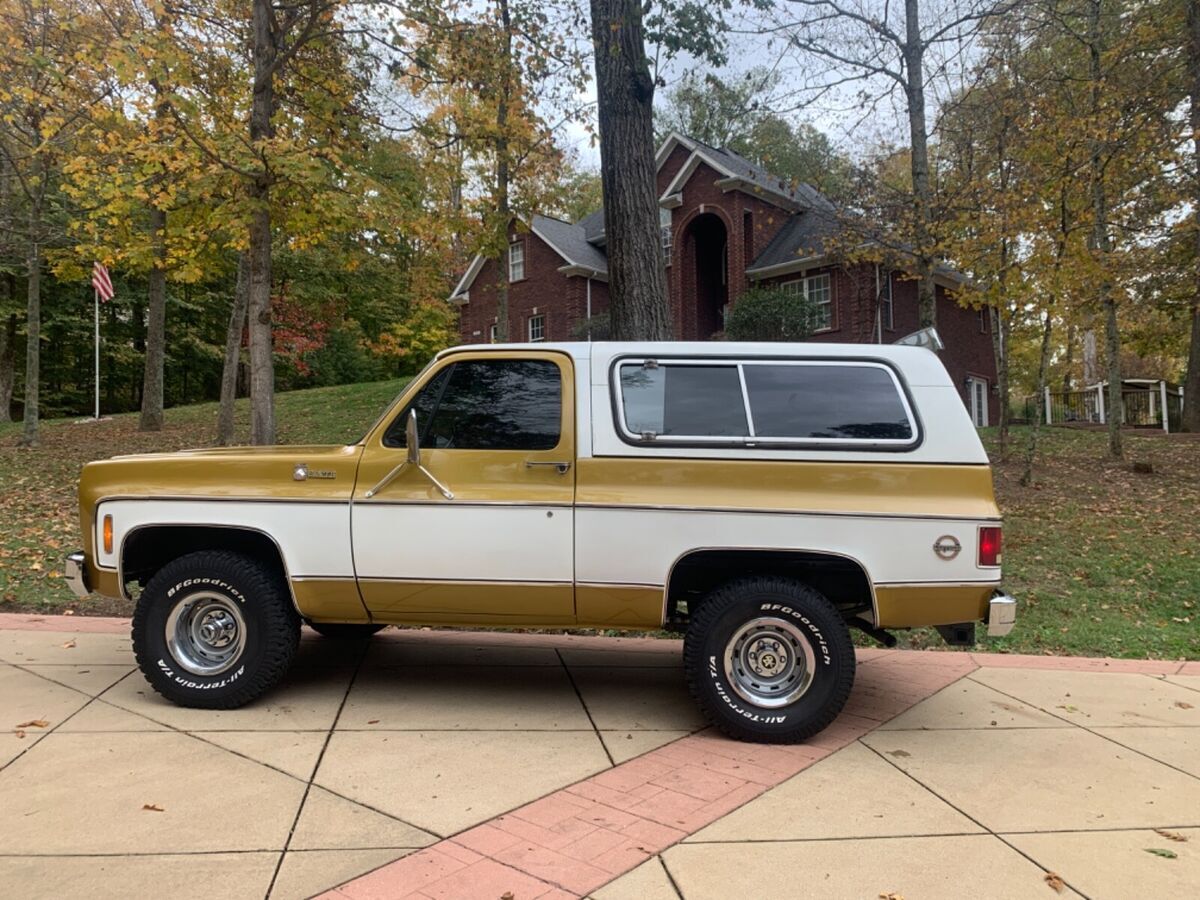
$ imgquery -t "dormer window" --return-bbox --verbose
[508,241,525,282]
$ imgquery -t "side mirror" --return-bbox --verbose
[406,409,420,465]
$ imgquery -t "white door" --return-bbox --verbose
[967,377,989,427]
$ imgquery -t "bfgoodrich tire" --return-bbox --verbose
[308,622,385,639]
[684,576,856,744]
[132,550,301,709]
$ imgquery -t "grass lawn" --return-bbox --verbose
[1,385,1196,660]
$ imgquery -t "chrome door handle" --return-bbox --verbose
[525,460,572,474]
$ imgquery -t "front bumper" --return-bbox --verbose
[65,551,90,599]
[986,593,1017,637]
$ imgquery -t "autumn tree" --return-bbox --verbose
[0,0,109,446]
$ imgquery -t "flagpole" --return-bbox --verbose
[94,285,100,421]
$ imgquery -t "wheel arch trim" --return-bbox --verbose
[119,522,304,617]
[663,546,879,626]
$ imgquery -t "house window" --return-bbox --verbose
[782,272,833,331]
[660,207,672,265]
[880,271,894,333]
[508,241,525,282]
[528,313,545,342]
[488,323,498,343]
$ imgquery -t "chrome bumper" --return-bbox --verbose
[65,552,90,599]
[986,593,1017,637]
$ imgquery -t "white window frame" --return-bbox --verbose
[508,241,525,282]
[611,357,920,450]
[488,323,498,343]
[782,272,833,332]
[880,271,894,334]
[528,313,545,342]
[659,208,673,265]
[967,376,989,427]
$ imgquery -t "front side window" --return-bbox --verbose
[620,364,748,438]
[508,241,525,282]
[528,314,545,342]
[384,359,561,450]
[615,358,917,447]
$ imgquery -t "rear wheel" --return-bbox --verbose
[684,575,855,743]
[132,550,300,709]
[308,622,385,639]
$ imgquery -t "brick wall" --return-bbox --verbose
[456,223,609,344]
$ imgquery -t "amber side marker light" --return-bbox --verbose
[103,514,114,555]
[979,526,1002,567]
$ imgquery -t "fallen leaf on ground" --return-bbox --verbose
[1044,872,1065,893]
[61,639,76,649]
[1175,701,1194,710]
[878,893,904,900]
[887,749,911,758]
[1144,848,1177,859]
[1154,829,1188,842]
[14,730,25,739]
[16,720,49,729]
[63,609,75,616]
[142,804,165,812]
[500,893,514,900]
[367,719,379,725]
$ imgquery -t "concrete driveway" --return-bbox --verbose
[1,614,1197,899]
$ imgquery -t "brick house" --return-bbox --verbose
[450,133,998,426]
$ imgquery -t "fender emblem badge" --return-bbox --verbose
[933,535,962,560]
[293,464,308,481]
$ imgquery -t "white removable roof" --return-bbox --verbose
[446,341,987,465]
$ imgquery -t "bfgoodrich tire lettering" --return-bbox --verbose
[684,576,855,743]
[132,550,300,709]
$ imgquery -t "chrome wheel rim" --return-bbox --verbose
[724,616,815,708]
[164,591,247,676]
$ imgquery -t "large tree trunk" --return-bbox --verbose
[1088,0,1122,459]
[140,79,171,432]
[1183,0,1200,432]
[248,0,276,445]
[139,205,167,430]
[217,255,250,445]
[589,0,671,340]
[0,311,15,423]
[1021,310,1054,486]
[903,0,936,328]
[19,195,41,448]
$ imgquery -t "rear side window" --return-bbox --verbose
[614,358,917,449]
[385,359,562,450]
[743,364,912,440]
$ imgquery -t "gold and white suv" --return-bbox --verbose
[67,341,1015,743]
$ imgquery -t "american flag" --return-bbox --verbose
[92,261,114,302]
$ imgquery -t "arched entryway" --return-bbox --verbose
[683,213,728,339]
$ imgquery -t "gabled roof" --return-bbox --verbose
[746,205,846,276]
[449,214,608,303]
[655,132,822,211]
[531,215,608,275]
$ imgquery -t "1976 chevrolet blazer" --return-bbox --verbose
[66,341,1015,743]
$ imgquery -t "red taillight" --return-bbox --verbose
[979,526,1001,567]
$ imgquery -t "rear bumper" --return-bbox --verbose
[986,592,1017,637]
[65,552,90,599]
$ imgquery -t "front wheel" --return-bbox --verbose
[684,576,856,743]
[132,550,300,709]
